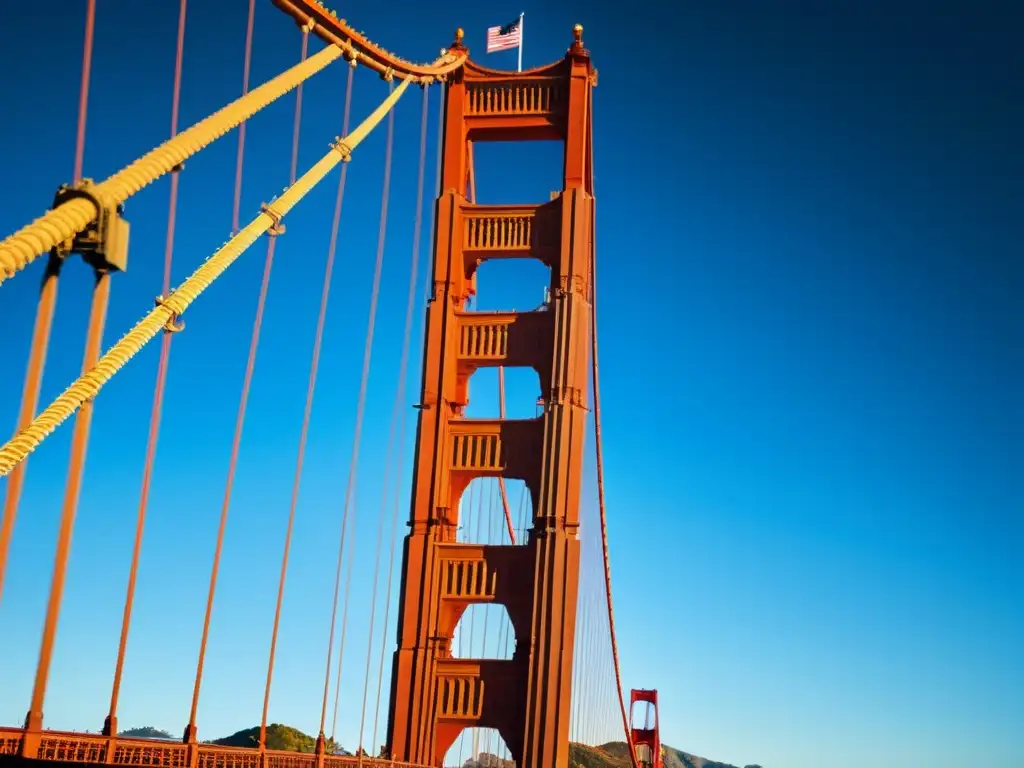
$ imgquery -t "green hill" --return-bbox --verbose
[459,743,760,768]
[211,725,344,755]
[570,742,758,768]
[449,742,760,768]
[119,727,175,740]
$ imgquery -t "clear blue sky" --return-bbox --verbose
[1,2,1021,767]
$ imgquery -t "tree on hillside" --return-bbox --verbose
[211,725,340,754]
[119,727,175,740]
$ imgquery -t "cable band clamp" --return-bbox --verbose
[51,179,131,274]
[331,138,353,162]
[260,203,286,236]
[154,295,185,334]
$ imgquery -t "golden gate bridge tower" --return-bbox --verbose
[385,24,597,768]
[629,689,664,768]
[0,2,662,767]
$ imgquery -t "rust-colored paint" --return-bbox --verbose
[386,26,596,768]
[629,689,663,768]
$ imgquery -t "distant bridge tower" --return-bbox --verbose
[386,25,596,768]
[630,689,663,768]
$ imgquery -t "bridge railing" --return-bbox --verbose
[0,727,429,768]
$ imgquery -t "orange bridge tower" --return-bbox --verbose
[630,689,664,768]
[386,25,596,768]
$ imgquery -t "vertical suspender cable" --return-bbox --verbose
[24,267,110,738]
[496,368,516,543]
[570,525,588,739]
[356,83,427,761]
[481,479,500,757]
[327,76,398,745]
[0,0,96,607]
[387,86,442,760]
[24,259,110,738]
[456,477,478,766]
[22,0,114,738]
[588,94,640,768]
[258,26,314,752]
[314,62,356,746]
[71,1,95,186]
[465,136,515,546]
[467,474,488,762]
[231,0,257,235]
[289,29,310,185]
[589,506,606,743]
[187,26,308,746]
[463,138,514,760]
[367,83,431,759]
[105,0,189,737]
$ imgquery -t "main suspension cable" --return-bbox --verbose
[271,0,466,82]
[258,27,311,752]
[105,0,189,737]
[0,70,412,527]
[327,76,398,744]
[0,44,344,287]
[0,0,96,604]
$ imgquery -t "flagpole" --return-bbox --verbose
[517,11,524,72]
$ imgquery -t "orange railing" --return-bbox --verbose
[0,727,431,768]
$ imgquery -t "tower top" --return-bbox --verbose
[569,23,588,59]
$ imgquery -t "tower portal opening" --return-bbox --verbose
[467,257,551,314]
[463,366,543,421]
[442,727,514,768]
[469,140,565,205]
[457,477,533,546]
[451,603,516,662]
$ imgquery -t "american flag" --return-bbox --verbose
[486,18,522,53]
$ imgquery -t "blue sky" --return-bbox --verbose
[0,1,1021,767]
